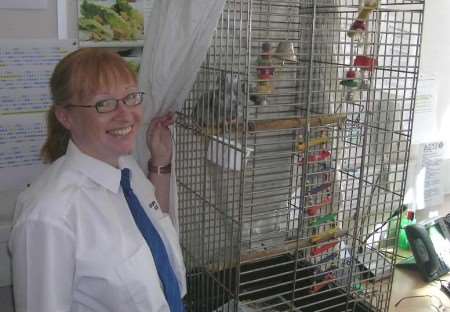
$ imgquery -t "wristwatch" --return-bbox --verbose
[148,160,172,175]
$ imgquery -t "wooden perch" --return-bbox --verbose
[206,238,311,272]
[298,135,330,152]
[207,226,348,272]
[248,113,347,131]
[310,228,347,244]
[239,238,311,265]
[203,113,348,136]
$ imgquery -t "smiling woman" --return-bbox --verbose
[41,48,141,165]
[9,48,186,312]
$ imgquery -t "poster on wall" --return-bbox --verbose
[78,0,154,47]
[404,141,444,213]
[410,75,439,144]
[0,39,76,191]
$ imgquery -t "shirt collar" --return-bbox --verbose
[65,141,122,194]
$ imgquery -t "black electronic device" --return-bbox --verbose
[400,214,450,282]
[442,282,450,298]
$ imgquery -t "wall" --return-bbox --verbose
[420,1,450,134]
[413,1,450,220]
[0,1,57,226]
[0,0,80,226]
[0,0,78,39]
[0,1,62,287]
[0,2,57,38]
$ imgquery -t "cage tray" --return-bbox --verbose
[187,253,375,312]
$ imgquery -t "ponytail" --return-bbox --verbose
[40,106,70,163]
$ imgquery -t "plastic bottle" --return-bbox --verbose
[398,211,415,250]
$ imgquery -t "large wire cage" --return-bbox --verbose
[175,0,424,311]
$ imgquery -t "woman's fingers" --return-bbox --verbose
[160,112,176,127]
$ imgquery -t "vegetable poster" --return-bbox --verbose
[78,0,145,43]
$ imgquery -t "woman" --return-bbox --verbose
[9,48,186,312]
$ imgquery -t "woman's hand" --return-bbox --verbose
[146,112,176,166]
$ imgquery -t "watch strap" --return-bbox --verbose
[148,160,172,175]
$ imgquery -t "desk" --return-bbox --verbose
[389,268,450,311]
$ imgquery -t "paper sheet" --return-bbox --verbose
[404,142,444,211]
[421,142,444,208]
[0,39,75,190]
[411,76,439,144]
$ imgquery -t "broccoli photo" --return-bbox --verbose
[79,0,145,41]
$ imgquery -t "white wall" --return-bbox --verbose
[414,1,450,219]
[0,2,58,38]
[0,0,80,227]
[0,1,59,227]
[0,0,78,39]
[420,1,450,131]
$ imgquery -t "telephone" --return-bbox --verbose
[401,214,450,282]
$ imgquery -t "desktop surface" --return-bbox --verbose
[390,267,450,311]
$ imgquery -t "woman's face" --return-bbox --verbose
[57,82,143,167]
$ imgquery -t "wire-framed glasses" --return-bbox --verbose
[66,91,145,113]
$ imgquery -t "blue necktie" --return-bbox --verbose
[120,168,184,312]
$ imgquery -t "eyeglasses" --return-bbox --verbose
[65,91,145,113]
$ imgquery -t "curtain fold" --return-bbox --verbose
[135,0,227,230]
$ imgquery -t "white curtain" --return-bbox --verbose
[135,0,227,230]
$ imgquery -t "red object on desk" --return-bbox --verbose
[354,55,377,72]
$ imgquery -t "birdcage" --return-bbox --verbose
[175,0,424,311]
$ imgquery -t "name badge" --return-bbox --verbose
[148,201,159,210]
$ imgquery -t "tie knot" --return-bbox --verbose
[120,168,132,191]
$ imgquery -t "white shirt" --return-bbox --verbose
[9,141,186,312]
